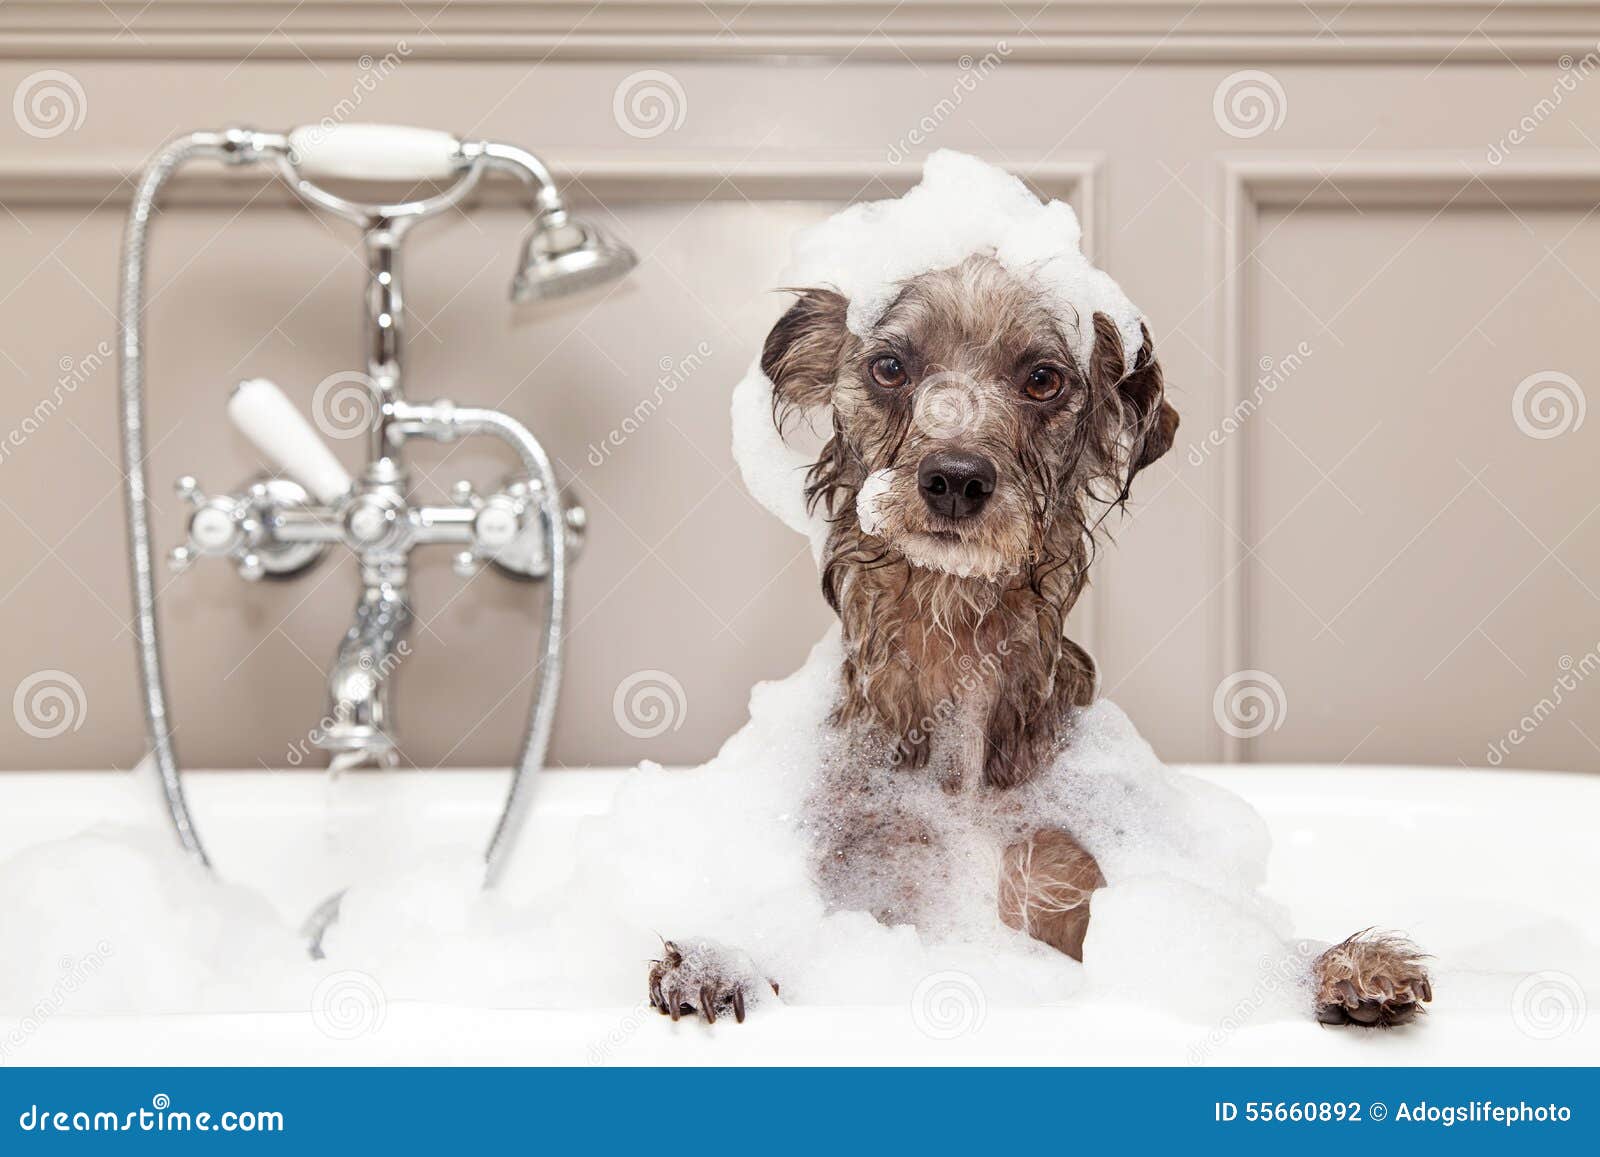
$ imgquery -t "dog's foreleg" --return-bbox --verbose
[983,637,1096,788]
[998,827,1106,961]
[1312,929,1433,1026]
[647,938,781,1025]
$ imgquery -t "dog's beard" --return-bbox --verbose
[856,466,1022,580]
[895,531,1015,580]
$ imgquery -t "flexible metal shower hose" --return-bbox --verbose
[118,132,226,867]
[117,133,567,887]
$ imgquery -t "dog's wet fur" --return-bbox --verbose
[649,255,1431,1028]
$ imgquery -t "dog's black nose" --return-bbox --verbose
[917,450,996,520]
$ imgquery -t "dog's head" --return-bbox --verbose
[762,254,1178,585]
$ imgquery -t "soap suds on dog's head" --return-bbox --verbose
[734,150,1146,550]
[784,150,1143,368]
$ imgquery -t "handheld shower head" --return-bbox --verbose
[511,210,638,303]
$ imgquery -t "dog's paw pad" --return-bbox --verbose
[1314,929,1432,1027]
[647,938,777,1025]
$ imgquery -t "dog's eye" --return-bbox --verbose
[1024,365,1065,401]
[869,355,909,389]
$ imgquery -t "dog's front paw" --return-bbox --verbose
[1314,930,1433,1027]
[648,938,778,1024]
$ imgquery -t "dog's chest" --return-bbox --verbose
[803,686,1004,932]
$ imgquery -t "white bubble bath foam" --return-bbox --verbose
[1,153,1594,1065]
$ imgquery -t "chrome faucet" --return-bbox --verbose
[118,125,633,924]
[321,578,410,767]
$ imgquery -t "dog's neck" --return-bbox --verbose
[821,522,1087,779]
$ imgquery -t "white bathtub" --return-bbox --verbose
[0,764,1595,1066]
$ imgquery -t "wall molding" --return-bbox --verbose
[1215,152,1600,760]
[1,1,1596,63]
[0,151,1097,211]
[0,147,1108,651]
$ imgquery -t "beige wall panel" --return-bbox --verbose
[0,26,1597,769]
[1247,204,1600,769]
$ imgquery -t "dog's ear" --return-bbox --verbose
[761,288,849,428]
[1089,312,1179,488]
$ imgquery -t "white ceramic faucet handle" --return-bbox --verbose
[227,378,352,505]
[286,124,462,183]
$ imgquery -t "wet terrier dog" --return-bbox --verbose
[649,254,1431,1028]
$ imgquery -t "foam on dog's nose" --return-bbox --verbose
[856,468,894,536]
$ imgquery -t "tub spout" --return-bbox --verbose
[316,576,411,767]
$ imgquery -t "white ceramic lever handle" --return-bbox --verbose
[227,379,353,505]
[286,123,462,183]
